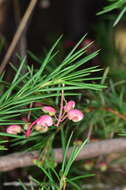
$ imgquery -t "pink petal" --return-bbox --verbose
[64,100,75,112]
[67,109,84,122]
[6,125,22,134]
[36,115,53,126]
[42,106,56,116]
[26,115,53,137]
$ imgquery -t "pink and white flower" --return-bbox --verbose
[6,125,22,134]
[67,109,84,122]
[64,100,75,112]
[42,106,56,116]
[36,115,53,127]
[26,115,53,137]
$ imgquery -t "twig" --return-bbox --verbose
[82,184,124,190]
[3,182,125,190]
[13,0,27,60]
[0,0,38,74]
[104,107,126,121]
[27,102,33,121]
[0,138,126,171]
[89,106,126,121]
[4,181,37,187]
[55,85,65,127]
[86,122,93,140]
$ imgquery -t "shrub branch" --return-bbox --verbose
[0,138,126,171]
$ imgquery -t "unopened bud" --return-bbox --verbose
[6,125,22,135]
[83,160,94,171]
[42,106,56,116]
[64,100,75,112]
[97,162,108,172]
[73,139,82,146]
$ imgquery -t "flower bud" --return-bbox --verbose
[67,109,84,122]
[23,122,31,130]
[42,106,56,116]
[34,124,48,133]
[36,115,53,127]
[6,125,22,134]
[25,115,53,137]
[83,160,94,171]
[97,162,108,172]
[64,100,75,112]
[73,139,82,146]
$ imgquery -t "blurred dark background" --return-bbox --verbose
[0,0,105,56]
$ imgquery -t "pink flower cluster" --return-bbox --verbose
[6,100,84,137]
[64,101,84,122]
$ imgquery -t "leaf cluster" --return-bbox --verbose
[19,132,91,190]
[98,0,126,26]
[0,36,104,125]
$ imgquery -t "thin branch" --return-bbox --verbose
[55,85,65,127]
[3,182,124,190]
[89,106,126,121]
[0,0,38,74]
[104,107,126,121]
[13,0,28,60]
[0,138,126,172]
[4,181,37,187]
[86,122,93,140]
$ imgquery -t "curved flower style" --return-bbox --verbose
[6,125,22,134]
[64,100,75,112]
[67,109,84,122]
[42,106,56,116]
[26,115,53,137]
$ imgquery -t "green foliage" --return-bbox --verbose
[0,140,7,150]
[1,1,126,188]
[0,36,104,125]
[98,0,126,26]
[18,133,90,190]
[75,69,126,139]
[0,36,104,189]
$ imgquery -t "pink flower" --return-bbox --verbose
[6,125,22,134]
[67,109,84,122]
[36,115,53,127]
[26,115,53,137]
[42,106,56,116]
[64,100,75,112]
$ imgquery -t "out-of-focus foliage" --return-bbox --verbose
[98,0,126,26]
[0,140,7,150]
